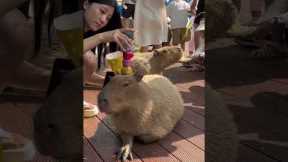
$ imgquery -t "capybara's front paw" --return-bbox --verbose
[117,145,133,162]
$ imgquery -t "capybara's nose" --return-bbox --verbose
[98,92,109,113]
[98,98,109,113]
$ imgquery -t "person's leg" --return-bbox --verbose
[180,42,185,51]
[194,30,205,58]
[194,29,201,53]
[83,51,101,117]
[184,29,205,71]
[188,29,195,57]
[163,27,172,47]
[84,50,103,83]
[171,28,181,47]
[0,9,33,94]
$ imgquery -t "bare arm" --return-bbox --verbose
[0,0,28,17]
[83,28,134,53]
[190,0,198,15]
[190,0,198,10]
[83,32,107,53]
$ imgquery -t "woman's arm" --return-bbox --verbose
[83,28,134,53]
[190,0,198,15]
[83,32,107,53]
[0,0,28,17]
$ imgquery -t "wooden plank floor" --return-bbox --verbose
[0,102,62,161]
[0,63,204,162]
[208,44,288,162]
[83,64,205,162]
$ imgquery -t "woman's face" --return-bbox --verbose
[84,2,115,31]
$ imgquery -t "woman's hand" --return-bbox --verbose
[84,28,134,53]
[104,28,134,50]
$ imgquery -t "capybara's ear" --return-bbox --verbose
[175,45,182,52]
[153,49,161,57]
[133,66,145,82]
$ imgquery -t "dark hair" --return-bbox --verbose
[84,4,122,69]
[87,0,117,8]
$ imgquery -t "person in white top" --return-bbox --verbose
[167,0,191,50]
[134,0,168,52]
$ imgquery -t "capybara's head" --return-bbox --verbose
[98,71,149,114]
[151,46,183,68]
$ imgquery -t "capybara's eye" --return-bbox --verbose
[154,50,160,56]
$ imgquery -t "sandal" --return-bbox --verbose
[0,129,35,161]
[83,101,99,118]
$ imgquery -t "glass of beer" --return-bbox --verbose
[106,51,123,74]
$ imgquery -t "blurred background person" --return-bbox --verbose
[134,0,168,52]
[167,0,191,53]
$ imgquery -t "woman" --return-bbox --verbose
[83,0,133,117]
[32,0,134,159]
[183,0,205,72]
[53,0,133,117]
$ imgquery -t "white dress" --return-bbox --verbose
[134,0,168,46]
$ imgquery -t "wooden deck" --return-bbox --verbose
[0,63,205,162]
[208,44,288,162]
[83,64,205,162]
[1,41,288,161]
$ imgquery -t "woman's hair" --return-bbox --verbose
[84,1,122,69]
[23,0,120,66]
[99,11,122,52]
[87,0,117,8]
